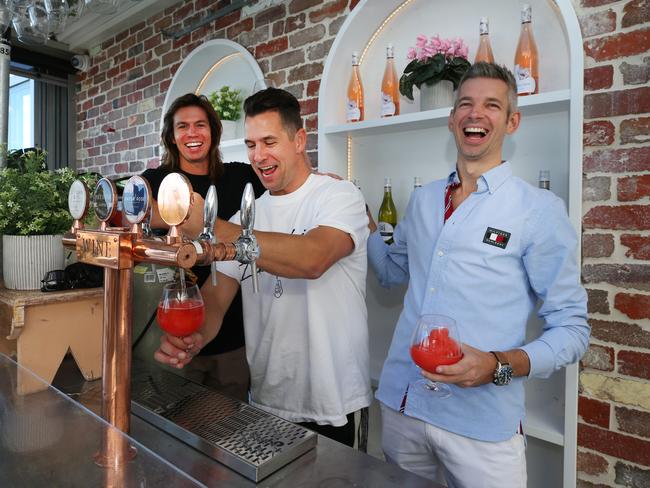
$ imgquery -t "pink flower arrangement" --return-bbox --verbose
[400,34,471,101]
[407,35,470,62]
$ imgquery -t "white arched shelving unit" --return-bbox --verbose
[161,39,265,163]
[318,1,583,487]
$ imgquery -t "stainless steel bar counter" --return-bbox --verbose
[1,354,440,487]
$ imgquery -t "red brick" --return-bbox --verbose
[162,51,181,66]
[255,4,286,27]
[581,344,615,372]
[579,396,611,428]
[289,0,321,14]
[587,288,610,314]
[307,79,320,97]
[350,0,362,9]
[144,34,161,52]
[622,0,650,28]
[621,234,650,260]
[173,33,192,50]
[579,9,616,38]
[615,462,650,487]
[300,97,319,116]
[582,234,614,258]
[577,449,609,476]
[305,115,318,132]
[583,205,650,230]
[255,37,288,58]
[154,41,171,57]
[591,319,650,349]
[584,28,650,62]
[266,71,286,88]
[309,0,347,23]
[285,13,306,33]
[290,24,326,48]
[214,10,240,30]
[584,120,614,146]
[585,87,650,118]
[618,349,650,380]
[616,406,650,439]
[227,18,253,38]
[615,293,650,320]
[114,163,129,174]
[578,423,650,467]
[618,174,650,202]
[582,264,650,287]
[272,20,284,37]
[584,147,650,173]
[173,2,193,23]
[620,117,650,145]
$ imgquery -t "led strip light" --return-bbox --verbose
[195,52,241,94]
[347,0,415,180]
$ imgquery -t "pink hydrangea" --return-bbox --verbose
[407,34,469,62]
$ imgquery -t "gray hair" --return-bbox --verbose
[455,62,518,115]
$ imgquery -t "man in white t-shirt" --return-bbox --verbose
[154,88,372,447]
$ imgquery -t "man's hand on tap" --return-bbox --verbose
[216,218,243,243]
[154,332,204,369]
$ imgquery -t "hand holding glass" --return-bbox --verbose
[410,314,463,398]
[157,282,205,337]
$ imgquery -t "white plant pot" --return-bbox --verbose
[2,235,65,290]
[420,80,455,111]
[221,120,237,141]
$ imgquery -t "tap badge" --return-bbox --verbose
[123,175,151,224]
[93,178,117,222]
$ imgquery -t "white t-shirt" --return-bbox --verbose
[216,174,372,426]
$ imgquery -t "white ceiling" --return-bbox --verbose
[55,0,180,53]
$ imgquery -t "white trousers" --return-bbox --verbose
[380,403,526,488]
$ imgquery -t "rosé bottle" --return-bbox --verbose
[514,4,539,95]
[380,44,400,117]
[475,17,495,64]
[346,51,364,122]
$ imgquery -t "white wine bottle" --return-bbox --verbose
[378,177,397,244]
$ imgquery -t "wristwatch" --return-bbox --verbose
[490,351,513,386]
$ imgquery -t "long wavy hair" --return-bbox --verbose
[160,93,224,182]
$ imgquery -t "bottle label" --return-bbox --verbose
[378,222,394,242]
[346,99,361,122]
[380,92,396,117]
[515,65,536,94]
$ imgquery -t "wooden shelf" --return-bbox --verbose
[323,90,570,138]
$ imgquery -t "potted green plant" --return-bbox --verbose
[0,148,96,290]
[208,85,243,140]
[399,35,471,111]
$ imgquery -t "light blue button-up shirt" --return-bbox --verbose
[368,162,590,442]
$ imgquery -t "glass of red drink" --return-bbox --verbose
[409,314,463,398]
[157,282,205,337]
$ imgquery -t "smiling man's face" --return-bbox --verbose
[448,77,520,169]
[172,105,212,174]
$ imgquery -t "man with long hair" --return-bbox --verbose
[142,93,265,401]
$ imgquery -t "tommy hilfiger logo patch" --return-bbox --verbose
[483,227,511,249]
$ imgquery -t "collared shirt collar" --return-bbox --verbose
[447,161,513,194]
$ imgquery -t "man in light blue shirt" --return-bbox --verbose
[368,63,590,487]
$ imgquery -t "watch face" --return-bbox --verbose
[494,364,513,385]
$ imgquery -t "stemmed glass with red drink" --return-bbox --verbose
[410,314,463,399]
[157,282,205,337]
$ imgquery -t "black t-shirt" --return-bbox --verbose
[141,162,266,355]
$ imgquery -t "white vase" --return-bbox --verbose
[2,235,65,290]
[420,80,455,111]
[221,120,237,141]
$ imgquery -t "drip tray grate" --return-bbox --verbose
[131,362,317,482]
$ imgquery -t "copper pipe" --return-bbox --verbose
[132,240,197,268]
[95,268,136,468]
[194,241,238,266]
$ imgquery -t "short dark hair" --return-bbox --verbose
[160,93,224,182]
[455,62,518,115]
[243,87,303,136]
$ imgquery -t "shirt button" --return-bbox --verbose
[437,251,444,257]
[430,287,436,293]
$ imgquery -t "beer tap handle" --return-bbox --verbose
[239,183,259,293]
[200,185,219,287]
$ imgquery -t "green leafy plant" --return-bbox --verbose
[208,86,243,121]
[399,35,471,101]
[0,149,99,236]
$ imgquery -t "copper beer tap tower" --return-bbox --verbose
[63,173,259,469]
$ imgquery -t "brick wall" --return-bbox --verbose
[576,0,650,486]
[75,0,359,176]
[74,0,649,485]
